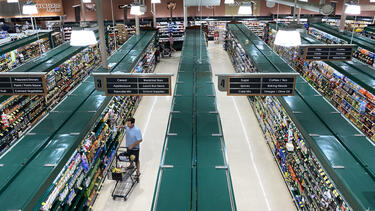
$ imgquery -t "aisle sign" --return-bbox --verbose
[217,73,298,96]
[0,73,47,96]
[299,44,354,61]
[93,73,172,96]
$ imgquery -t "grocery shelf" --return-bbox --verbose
[0,32,52,55]
[268,22,375,142]
[228,23,375,211]
[272,23,375,96]
[152,28,236,211]
[310,23,375,57]
[363,26,375,40]
[0,29,157,211]
[0,30,101,156]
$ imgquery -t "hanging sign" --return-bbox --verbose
[217,73,298,96]
[0,73,47,96]
[298,44,355,61]
[93,73,173,96]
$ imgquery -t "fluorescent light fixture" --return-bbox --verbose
[130,5,145,15]
[298,0,308,2]
[130,4,146,16]
[7,0,19,3]
[23,3,38,15]
[82,0,91,3]
[345,4,360,15]
[371,0,375,2]
[151,0,161,3]
[238,5,252,15]
[274,30,301,47]
[224,0,235,4]
[70,30,97,46]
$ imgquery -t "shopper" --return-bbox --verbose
[169,33,175,52]
[117,117,143,177]
[214,30,220,44]
[155,45,161,63]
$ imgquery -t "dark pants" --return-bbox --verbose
[126,149,139,163]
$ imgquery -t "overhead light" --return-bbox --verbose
[70,30,97,46]
[345,4,360,15]
[298,0,308,2]
[274,30,301,47]
[7,0,19,3]
[130,4,146,15]
[224,0,235,4]
[238,5,252,15]
[151,0,161,3]
[23,2,38,15]
[82,0,91,3]
[371,0,375,2]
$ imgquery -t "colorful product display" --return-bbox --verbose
[226,32,254,73]
[325,19,371,33]
[308,27,375,68]
[157,21,184,43]
[0,37,51,72]
[242,21,266,38]
[40,95,141,211]
[362,28,375,40]
[39,42,156,210]
[227,29,349,210]
[0,45,100,155]
[267,28,375,142]
[251,96,349,210]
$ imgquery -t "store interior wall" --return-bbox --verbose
[60,0,375,22]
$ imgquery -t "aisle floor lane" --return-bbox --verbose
[92,52,180,211]
[208,42,296,211]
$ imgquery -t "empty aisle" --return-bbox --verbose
[207,41,296,211]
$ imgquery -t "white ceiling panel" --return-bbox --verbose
[184,0,221,6]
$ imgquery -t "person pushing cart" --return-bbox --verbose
[117,117,143,177]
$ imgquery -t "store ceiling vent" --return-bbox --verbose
[184,0,221,6]
[320,4,334,15]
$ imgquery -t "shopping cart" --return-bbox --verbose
[108,147,140,200]
[160,43,172,57]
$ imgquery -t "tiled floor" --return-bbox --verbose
[92,42,296,211]
[92,52,180,211]
[207,41,296,211]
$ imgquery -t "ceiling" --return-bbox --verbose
[184,0,221,6]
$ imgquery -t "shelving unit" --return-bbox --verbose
[362,26,375,40]
[0,36,51,72]
[0,45,100,155]
[157,21,184,43]
[52,32,64,47]
[268,24,375,142]
[63,27,72,41]
[133,42,157,74]
[325,19,371,32]
[243,21,266,38]
[38,33,156,211]
[250,95,349,210]
[39,95,141,211]
[226,32,255,73]
[226,24,354,210]
[308,27,375,67]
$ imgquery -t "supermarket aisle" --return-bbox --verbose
[207,41,296,210]
[92,52,181,211]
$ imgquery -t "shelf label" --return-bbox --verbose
[0,73,47,96]
[299,44,354,61]
[93,73,172,96]
[217,73,298,96]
